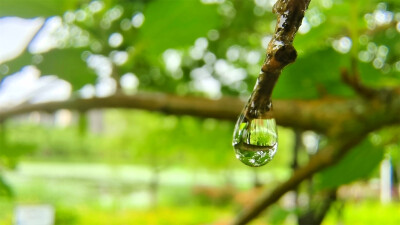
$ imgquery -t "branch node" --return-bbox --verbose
[275,45,297,65]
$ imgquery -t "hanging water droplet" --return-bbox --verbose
[233,113,278,167]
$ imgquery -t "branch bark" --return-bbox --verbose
[1,92,400,134]
[244,0,310,119]
[341,68,377,98]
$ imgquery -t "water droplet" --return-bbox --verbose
[233,113,278,167]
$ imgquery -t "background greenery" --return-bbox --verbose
[0,0,399,224]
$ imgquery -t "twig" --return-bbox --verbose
[243,0,311,120]
[340,68,377,98]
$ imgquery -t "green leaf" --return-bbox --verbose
[273,48,355,99]
[0,143,36,158]
[1,51,33,80]
[136,0,221,55]
[36,48,97,90]
[0,142,36,169]
[0,0,83,18]
[359,61,400,88]
[315,138,384,190]
[2,47,96,90]
[0,176,13,197]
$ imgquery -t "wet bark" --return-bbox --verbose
[243,0,311,120]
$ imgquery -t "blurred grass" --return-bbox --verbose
[0,161,289,224]
[0,205,233,225]
[323,201,400,225]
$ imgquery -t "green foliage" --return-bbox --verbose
[315,137,384,190]
[37,48,97,89]
[1,50,33,80]
[100,110,238,168]
[0,0,70,18]
[0,143,36,168]
[324,201,400,225]
[1,0,399,97]
[0,123,36,197]
[3,48,97,90]
[1,0,400,223]
[267,204,293,225]
[137,0,221,55]
[0,176,13,197]
[273,49,355,99]
[5,123,96,161]
[75,206,230,225]
[54,207,80,225]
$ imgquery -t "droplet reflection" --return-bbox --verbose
[233,114,278,167]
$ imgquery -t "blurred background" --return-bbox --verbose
[0,0,400,224]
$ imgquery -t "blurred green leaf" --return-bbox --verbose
[0,142,36,168]
[359,61,400,87]
[0,143,36,158]
[0,0,83,18]
[0,176,13,197]
[36,48,97,90]
[0,0,62,18]
[1,51,33,80]
[273,49,355,99]
[2,48,97,90]
[315,138,384,190]
[137,0,220,55]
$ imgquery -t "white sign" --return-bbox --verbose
[14,205,54,225]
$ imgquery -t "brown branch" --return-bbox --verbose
[1,91,400,133]
[4,91,394,135]
[0,93,344,133]
[233,133,366,225]
[340,63,398,100]
[340,68,377,98]
[0,93,240,121]
[244,0,311,119]
[340,56,379,98]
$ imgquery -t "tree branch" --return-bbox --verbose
[244,0,311,119]
[1,92,400,134]
[340,68,377,98]
[340,55,378,99]
[0,93,243,121]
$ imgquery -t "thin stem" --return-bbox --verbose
[243,0,311,120]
